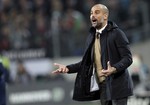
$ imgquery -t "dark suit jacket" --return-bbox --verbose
[0,63,6,105]
[67,21,133,101]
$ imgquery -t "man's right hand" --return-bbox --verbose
[52,63,69,74]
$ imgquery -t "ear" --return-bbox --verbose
[103,13,108,20]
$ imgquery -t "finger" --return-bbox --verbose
[99,73,105,76]
[101,69,108,73]
[105,74,108,77]
[107,61,111,68]
[62,68,67,73]
[54,63,61,66]
[58,68,63,72]
[99,71,105,76]
[52,70,60,74]
[62,68,65,73]
[101,71,108,76]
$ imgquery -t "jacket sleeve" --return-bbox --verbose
[112,29,133,72]
[66,61,81,73]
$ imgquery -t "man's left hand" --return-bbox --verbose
[101,61,116,77]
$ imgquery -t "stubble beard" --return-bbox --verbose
[95,23,102,29]
[92,19,104,29]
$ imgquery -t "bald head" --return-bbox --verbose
[92,4,109,15]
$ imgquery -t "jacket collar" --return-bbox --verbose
[89,21,118,35]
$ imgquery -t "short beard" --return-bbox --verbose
[95,23,103,29]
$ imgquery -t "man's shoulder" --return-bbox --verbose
[107,21,118,29]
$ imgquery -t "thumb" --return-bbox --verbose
[107,61,111,68]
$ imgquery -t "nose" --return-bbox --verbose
[90,15,95,19]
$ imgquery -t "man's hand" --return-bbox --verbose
[52,63,69,74]
[101,61,116,77]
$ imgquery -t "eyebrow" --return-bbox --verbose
[91,9,100,13]
[95,10,100,12]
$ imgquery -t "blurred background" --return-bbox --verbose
[0,0,150,105]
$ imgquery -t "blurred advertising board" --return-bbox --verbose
[6,81,150,105]
[6,81,77,105]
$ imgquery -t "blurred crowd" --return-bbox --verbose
[0,0,150,58]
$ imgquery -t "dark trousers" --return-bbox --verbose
[99,81,128,105]
[100,98,127,105]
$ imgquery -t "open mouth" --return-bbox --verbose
[91,19,97,25]
[92,19,97,22]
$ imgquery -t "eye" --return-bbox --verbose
[95,10,100,14]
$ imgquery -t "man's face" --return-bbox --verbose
[90,5,107,29]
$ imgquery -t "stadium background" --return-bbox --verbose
[0,0,150,105]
